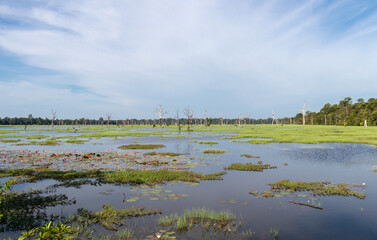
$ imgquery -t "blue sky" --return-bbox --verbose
[1,0,377,120]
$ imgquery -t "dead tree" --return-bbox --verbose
[204,110,208,127]
[238,114,242,126]
[272,111,275,125]
[176,109,182,132]
[184,106,194,131]
[106,113,112,127]
[155,104,168,127]
[220,115,223,125]
[300,102,307,126]
[51,109,56,127]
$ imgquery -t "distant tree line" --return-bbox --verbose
[1,97,376,127]
[281,97,376,126]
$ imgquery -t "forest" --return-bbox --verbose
[0,97,376,126]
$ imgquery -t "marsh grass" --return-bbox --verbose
[64,139,88,144]
[224,162,277,172]
[202,149,226,154]
[118,144,165,150]
[144,151,185,157]
[198,141,219,145]
[269,179,365,199]
[159,207,236,232]
[0,139,21,143]
[103,169,225,185]
[240,154,260,158]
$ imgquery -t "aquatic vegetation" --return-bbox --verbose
[224,162,277,172]
[118,144,166,150]
[64,138,88,144]
[19,222,79,240]
[372,165,377,172]
[202,148,226,154]
[198,141,219,145]
[103,169,225,185]
[29,139,61,146]
[241,228,255,239]
[0,139,20,143]
[249,190,275,198]
[69,203,162,231]
[269,179,366,199]
[116,227,134,239]
[270,227,279,240]
[240,154,260,158]
[159,207,237,232]
[144,151,185,157]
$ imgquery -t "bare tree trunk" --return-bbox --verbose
[364,119,368,128]
[324,115,327,125]
[106,113,112,127]
[51,109,56,128]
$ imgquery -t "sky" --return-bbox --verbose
[1,0,377,120]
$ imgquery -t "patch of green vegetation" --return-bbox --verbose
[240,154,260,158]
[118,144,165,150]
[103,169,225,185]
[159,207,237,232]
[64,139,88,144]
[19,222,79,240]
[202,149,226,154]
[0,139,21,143]
[29,139,61,146]
[69,203,162,231]
[144,152,185,157]
[0,134,49,140]
[198,141,219,145]
[224,162,277,172]
[269,179,365,199]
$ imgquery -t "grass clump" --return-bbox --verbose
[64,139,88,144]
[269,179,365,199]
[70,203,162,231]
[224,162,277,172]
[240,154,260,158]
[103,169,225,185]
[118,144,165,150]
[0,139,21,143]
[144,151,184,157]
[159,207,236,232]
[198,141,219,145]
[29,139,60,146]
[202,149,226,154]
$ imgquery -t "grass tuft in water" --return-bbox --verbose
[118,144,165,150]
[202,149,226,154]
[269,179,365,199]
[158,207,236,232]
[224,162,277,172]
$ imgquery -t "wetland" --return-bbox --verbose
[0,125,377,239]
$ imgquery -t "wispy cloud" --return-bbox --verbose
[1,0,377,118]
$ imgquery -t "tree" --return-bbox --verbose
[176,109,182,132]
[184,106,193,131]
[106,113,112,127]
[51,110,57,128]
[155,104,168,127]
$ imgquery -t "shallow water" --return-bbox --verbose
[1,127,377,239]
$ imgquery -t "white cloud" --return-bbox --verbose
[1,0,377,118]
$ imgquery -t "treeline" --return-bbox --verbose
[1,97,376,126]
[281,97,377,126]
[0,115,271,126]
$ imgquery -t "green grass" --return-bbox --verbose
[103,169,225,185]
[269,179,365,199]
[240,154,260,158]
[0,139,21,143]
[64,139,88,144]
[224,162,277,172]
[144,151,184,157]
[159,207,236,232]
[198,141,219,145]
[118,144,165,150]
[202,149,226,154]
